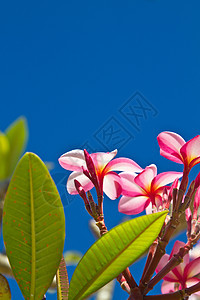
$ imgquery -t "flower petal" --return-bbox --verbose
[67,171,94,194]
[190,242,200,260]
[156,254,179,282]
[190,157,200,169]
[185,207,192,222]
[170,240,185,258]
[156,254,169,273]
[105,157,143,173]
[91,149,117,172]
[155,194,163,208]
[59,149,86,171]
[145,202,153,214]
[119,172,145,197]
[157,131,185,164]
[103,172,122,200]
[152,172,183,190]
[180,135,200,169]
[184,257,200,279]
[134,164,157,192]
[161,281,177,294]
[169,241,189,277]
[118,195,150,215]
[169,177,179,198]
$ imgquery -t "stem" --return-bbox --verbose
[130,287,143,300]
[123,268,137,290]
[140,171,190,292]
[143,290,186,300]
[117,274,131,294]
[97,194,104,216]
[140,215,179,291]
[178,168,189,195]
[139,239,158,289]
[185,280,200,295]
[143,281,200,300]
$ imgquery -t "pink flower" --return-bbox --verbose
[118,164,182,214]
[157,131,200,171]
[58,149,143,200]
[156,241,200,295]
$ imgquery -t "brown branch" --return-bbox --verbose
[139,211,180,292]
[143,290,186,300]
[140,173,192,292]
[139,239,158,290]
[185,280,200,295]
[143,281,200,300]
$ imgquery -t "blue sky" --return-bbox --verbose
[0,1,200,299]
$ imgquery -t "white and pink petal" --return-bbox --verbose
[59,149,86,171]
[152,172,183,190]
[156,254,179,282]
[184,257,200,279]
[103,172,122,200]
[91,149,117,172]
[118,195,150,215]
[105,157,143,173]
[157,131,185,164]
[161,281,178,294]
[67,171,94,194]
[169,241,189,277]
[180,135,200,169]
[119,172,145,197]
[134,164,157,192]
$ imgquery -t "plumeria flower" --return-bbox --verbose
[156,241,200,296]
[118,164,182,214]
[157,131,200,171]
[58,149,143,200]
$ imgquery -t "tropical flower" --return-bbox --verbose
[58,149,143,200]
[118,164,182,214]
[156,241,200,296]
[157,131,200,171]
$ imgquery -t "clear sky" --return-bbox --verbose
[0,1,200,299]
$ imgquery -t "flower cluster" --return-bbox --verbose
[59,131,200,299]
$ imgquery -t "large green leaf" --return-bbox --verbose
[2,152,65,300]
[69,211,167,300]
[5,116,28,177]
[0,274,11,300]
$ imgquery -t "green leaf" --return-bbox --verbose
[56,255,69,300]
[2,152,65,300]
[69,211,167,300]
[0,274,11,300]
[0,132,10,180]
[5,116,28,177]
